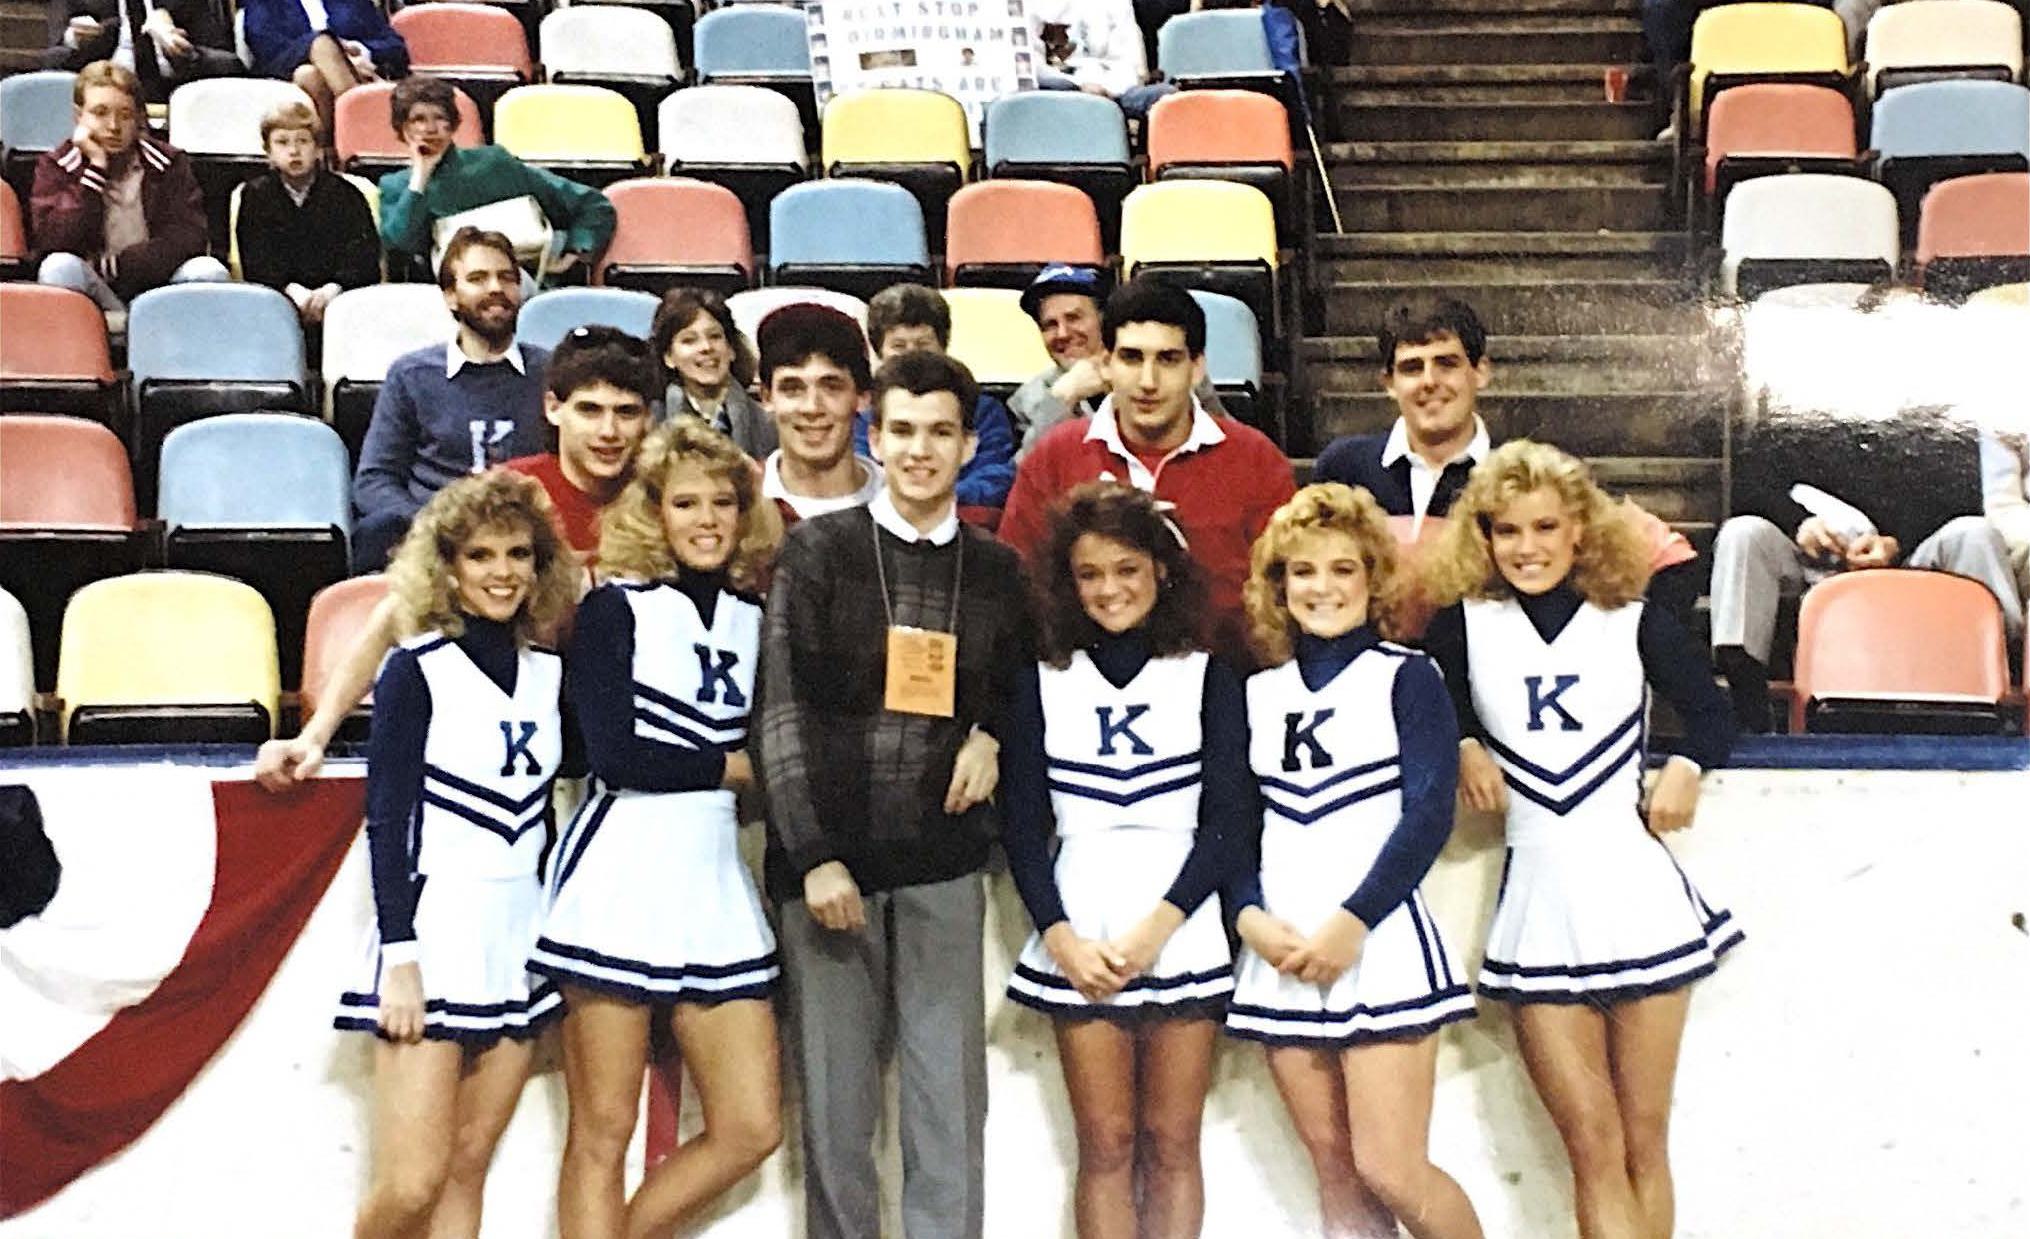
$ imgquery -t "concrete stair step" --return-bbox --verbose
[1309,391,1724,457]
[1327,277,1701,336]
[1338,0,1640,17]
[1345,19,1646,67]
[1339,100,1659,143]
[1303,334,1723,393]
[1319,229,1687,283]
[1337,182,1670,232]
[1587,456,1722,523]
[1336,63,1646,104]
[1330,139,1667,186]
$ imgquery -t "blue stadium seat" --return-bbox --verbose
[1190,290,1264,427]
[158,414,352,689]
[0,71,77,201]
[1872,80,2030,238]
[982,91,1135,248]
[694,5,811,81]
[1157,10,1283,93]
[768,180,933,300]
[516,287,661,352]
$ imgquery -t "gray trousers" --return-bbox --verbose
[1709,514,2027,663]
[778,872,987,1239]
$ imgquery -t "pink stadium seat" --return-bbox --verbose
[0,180,25,276]
[390,3,534,83]
[1702,82,1858,196]
[1791,569,2011,733]
[944,181,1105,288]
[0,285,119,421]
[594,177,754,296]
[333,81,487,175]
[1915,172,2030,298]
[300,575,389,735]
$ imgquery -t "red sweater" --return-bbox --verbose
[1000,407,1296,663]
[505,453,605,557]
[30,137,208,300]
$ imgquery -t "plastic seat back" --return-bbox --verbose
[1688,3,1850,127]
[821,88,970,178]
[0,285,118,418]
[659,84,808,169]
[983,91,1131,170]
[727,287,870,345]
[539,7,683,84]
[941,288,1051,390]
[1720,173,1899,295]
[1918,172,2030,263]
[158,414,352,534]
[945,181,1103,285]
[0,71,79,157]
[1703,83,1857,194]
[301,575,390,722]
[1865,0,2023,95]
[694,5,812,79]
[1191,290,1264,394]
[391,3,534,78]
[321,285,459,397]
[516,287,661,352]
[0,416,135,529]
[1157,11,1275,78]
[1121,181,1280,273]
[494,84,645,164]
[0,181,25,264]
[1872,79,2030,163]
[0,586,30,743]
[1793,568,2010,731]
[127,283,308,408]
[595,177,753,290]
[1147,90,1294,174]
[1969,281,2030,307]
[769,179,929,270]
[334,81,486,170]
[169,79,317,157]
[57,572,280,742]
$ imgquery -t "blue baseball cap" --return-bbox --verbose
[1020,264,1105,322]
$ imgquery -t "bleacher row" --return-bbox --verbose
[1668,1,2030,299]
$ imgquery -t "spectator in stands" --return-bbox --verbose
[1311,296,1702,632]
[857,284,1018,510]
[44,1,240,104]
[653,287,777,459]
[241,0,410,141]
[31,60,227,320]
[1030,0,1176,118]
[234,101,380,325]
[376,76,617,286]
[1001,278,1295,662]
[1009,264,1224,453]
[351,227,551,573]
[755,304,887,523]
[754,348,1029,1239]
[1980,428,2030,629]
[1711,411,2024,731]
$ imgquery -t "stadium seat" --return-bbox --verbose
[658,84,808,252]
[1120,181,1281,342]
[0,285,120,422]
[516,287,660,352]
[0,71,75,201]
[228,173,380,280]
[981,91,1134,248]
[1864,0,2023,97]
[301,574,389,741]
[693,4,812,87]
[57,572,280,744]
[0,416,152,693]
[821,88,970,251]
[1157,10,1285,96]
[1719,173,1898,298]
[321,284,459,460]
[941,288,1051,398]
[1683,4,1850,137]
[769,179,933,300]
[539,7,683,147]
[1147,90,1297,241]
[334,81,487,181]
[726,287,869,347]
[945,181,1104,290]
[127,284,309,481]
[1698,83,1859,216]
[1915,172,2030,300]
[1191,290,1265,427]
[595,177,753,296]
[0,587,31,745]
[1871,80,2030,239]
[167,79,317,244]
[389,2,533,120]
[493,84,649,187]
[1791,569,2011,733]
[0,180,26,280]
[158,414,352,691]
[1969,281,2030,308]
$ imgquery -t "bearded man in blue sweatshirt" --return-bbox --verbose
[350,227,552,572]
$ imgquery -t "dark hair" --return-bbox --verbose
[389,75,458,135]
[1033,482,1208,666]
[870,350,978,431]
[867,284,952,352]
[651,287,756,390]
[1101,278,1206,356]
[436,227,518,289]
[1377,296,1488,369]
[546,326,659,403]
[756,303,872,392]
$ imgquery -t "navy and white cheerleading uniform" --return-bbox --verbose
[1425,585,1742,1006]
[335,617,565,1044]
[1001,630,1241,1019]
[1225,630,1477,1048]
[530,572,778,1005]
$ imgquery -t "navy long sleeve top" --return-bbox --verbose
[1000,630,1250,933]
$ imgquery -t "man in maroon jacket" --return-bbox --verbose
[31,60,226,315]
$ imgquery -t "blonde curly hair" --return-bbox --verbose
[1422,439,1649,608]
[385,470,582,642]
[1244,483,1408,666]
[596,416,780,591]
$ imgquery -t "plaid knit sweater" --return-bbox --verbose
[755,506,1033,902]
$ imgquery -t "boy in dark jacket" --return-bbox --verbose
[235,100,381,324]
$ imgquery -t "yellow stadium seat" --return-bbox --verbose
[228,174,380,281]
[1121,181,1280,342]
[821,88,971,249]
[57,571,280,744]
[1968,281,2030,308]
[493,84,648,185]
[1687,4,1850,134]
[942,288,1052,395]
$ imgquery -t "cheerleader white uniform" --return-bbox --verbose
[1001,631,1240,1019]
[1426,586,1742,1006]
[530,574,778,1005]
[1225,630,1477,1048]
[334,618,565,1044]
